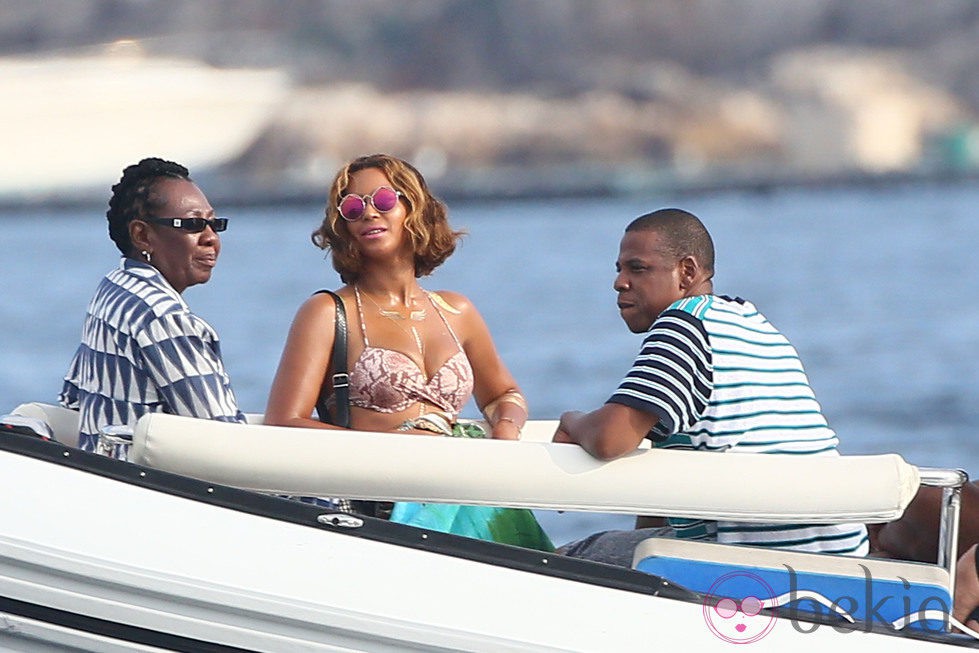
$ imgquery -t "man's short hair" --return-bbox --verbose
[626,208,715,275]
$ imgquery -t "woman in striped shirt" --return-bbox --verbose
[60,157,245,453]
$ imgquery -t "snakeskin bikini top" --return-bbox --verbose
[348,288,474,417]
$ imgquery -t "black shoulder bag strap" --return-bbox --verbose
[313,290,350,428]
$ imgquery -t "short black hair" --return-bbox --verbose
[626,208,715,275]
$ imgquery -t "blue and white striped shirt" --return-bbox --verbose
[609,295,868,555]
[60,258,245,451]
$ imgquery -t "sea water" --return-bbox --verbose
[3,182,979,544]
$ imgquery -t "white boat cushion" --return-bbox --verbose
[10,402,79,448]
[132,413,920,522]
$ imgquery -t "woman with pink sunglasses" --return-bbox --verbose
[264,153,552,550]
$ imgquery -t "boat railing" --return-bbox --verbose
[918,467,970,591]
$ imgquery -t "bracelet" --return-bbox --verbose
[483,390,528,421]
[496,416,523,433]
[500,390,528,410]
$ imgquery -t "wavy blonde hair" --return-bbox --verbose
[312,154,464,283]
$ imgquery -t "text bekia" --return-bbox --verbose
[783,564,950,634]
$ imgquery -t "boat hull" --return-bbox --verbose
[0,432,968,651]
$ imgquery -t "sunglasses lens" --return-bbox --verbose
[182,218,206,232]
[714,598,737,618]
[741,596,763,616]
[372,187,400,212]
[339,195,366,221]
[183,218,228,233]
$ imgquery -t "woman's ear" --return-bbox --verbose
[129,219,151,254]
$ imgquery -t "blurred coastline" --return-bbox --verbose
[4,1,979,207]
[8,149,979,212]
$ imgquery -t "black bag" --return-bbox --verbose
[311,289,392,520]
[313,290,350,427]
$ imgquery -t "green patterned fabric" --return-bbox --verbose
[451,420,487,438]
[391,501,554,551]
[398,413,487,438]
[390,415,554,551]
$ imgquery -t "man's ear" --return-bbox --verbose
[129,219,151,254]
[677,255,700,291]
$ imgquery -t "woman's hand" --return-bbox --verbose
[491,417,521,440]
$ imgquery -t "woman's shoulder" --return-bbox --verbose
[301,287,346,312]
[293,287,355,326]
[97,270,184,323]
[428,289,473,315]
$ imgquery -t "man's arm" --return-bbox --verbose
[555,308,710,460]
[553,402,659,460]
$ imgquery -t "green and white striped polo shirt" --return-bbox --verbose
[608,294,868,555]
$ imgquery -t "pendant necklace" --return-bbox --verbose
[379,306,426,321]
[355,285,426,355]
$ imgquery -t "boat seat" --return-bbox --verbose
[3,405,262,449]
[632,537,951,632]
[9,402,79,448]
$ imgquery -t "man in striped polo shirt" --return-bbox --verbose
[555,208,868,566]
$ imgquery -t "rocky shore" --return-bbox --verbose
[5,2,979,206]
[208,45,979,205]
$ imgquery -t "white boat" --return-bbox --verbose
[1,402,976,651]
[0,50,289,200]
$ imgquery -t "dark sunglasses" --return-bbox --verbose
[144,216,229,233]
[337,186,402,222]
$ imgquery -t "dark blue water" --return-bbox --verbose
[3,183,978,543]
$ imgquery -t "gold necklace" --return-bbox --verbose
[355,285,426,355]
[359,287,426,322]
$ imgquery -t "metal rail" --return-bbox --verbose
[918,466,970,629]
